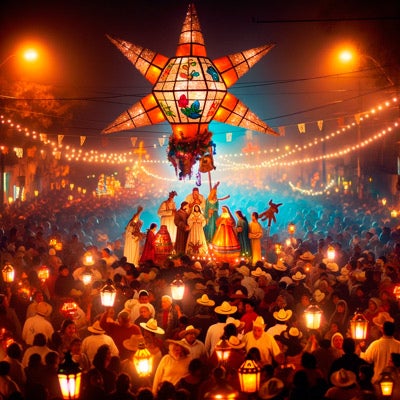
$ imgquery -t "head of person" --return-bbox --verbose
[331,332,344,350]
[192,188,200,198]
[383,321,396,336]
[193,205,201,214]
[138,290,149,304]
[32,333,47,347]
[150,223,157,231]
[139,305,152,320]
[161,295,172,311]
[60,319,77,336]
[118,311,131,327]
[342,337,356,354]
[168,341,189,360]
[252,316,265,340]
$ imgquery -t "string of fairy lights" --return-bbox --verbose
[1,96,398,176]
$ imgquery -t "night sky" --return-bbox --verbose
[0,0,399,158]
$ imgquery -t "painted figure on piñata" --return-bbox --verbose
[211,205,240,262]
[186,205,208,257]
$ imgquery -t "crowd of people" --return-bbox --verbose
[1,181,400,400]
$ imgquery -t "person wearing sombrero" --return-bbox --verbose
[152,339,191,394]
[243,316,284,367]
[190,294,218,343]
[204,301,237,357]
[324,368,361,399]
[266,308,293,338]
[178,325,206,361]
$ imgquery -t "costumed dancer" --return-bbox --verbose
[186,205,208,257]
[174,202,190,255]
[204,181,230,243]
[235,210,252,259]
[123,206,144,266]
[157,191,177,244]
[211,205,241,263]
[139,223,158,264]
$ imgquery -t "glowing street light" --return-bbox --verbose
[0,47,39,70]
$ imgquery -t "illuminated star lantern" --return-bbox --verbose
[103,3,278,179]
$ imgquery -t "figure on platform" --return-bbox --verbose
[235,210,251,259]
[248,212,263,266]
[123,206,144,266]
[139,223,158,265]
[186,205,208,257]
[174,202,190,255]
[185,187,206,213]
[154,225,173,265]
[211,205,241,262]
[157,191,178,244]
[204,182,230,243]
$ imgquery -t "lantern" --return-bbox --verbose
[170,276,185,301]
[238,359,261,393]
[83,252,95,266]
[58,351,82,400]
[82,270,93,286]
[49,238,57,247]
[100,279,117,307]
[215,339,231,365]
[133,342,153,377]
[393,285,400,300]
[275,244,282,255]
[61,300,78,319]
[327,245,335,261]
[382,198,387,206]
[2,262,15,283]
[55,240,63,251]
[304,304,323,330]
[379,372,394,397]
[38,265,50,282]
[350,311,368,340]
[288,222,296,235]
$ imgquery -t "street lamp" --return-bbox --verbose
[0,48,39,70]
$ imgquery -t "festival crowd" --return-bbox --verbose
[1,182,400,400]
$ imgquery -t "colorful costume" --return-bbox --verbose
[211,206,240,262]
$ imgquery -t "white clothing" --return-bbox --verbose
[185,210,208,256]
[185,192,206,213]
[266,323,288,337]
[158,199,177,243]
[130,302,155,323]
[243,331,281,366]
[362,335,400,383]
[152,354,191,393]
[22,314,54,346]
[22,345,52,367]
[124,218,143,266]
[81,333,119,365]
[204,322,226,357]
[181,338,207,360]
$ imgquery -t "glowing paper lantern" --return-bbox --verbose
[304,304,323,330]
[350,312,368,340]
[61,300,78,319]
[38,265,50,282]
[327,245,335,261]
[103,4,278,179]
[133,342,153,377]
[238,360,261,393]
[100,279,117,307]
[2,262,14,283]
[170,276,185,300]
[215,338,231,365]
[379,372,394,397]
[58,352,82,400]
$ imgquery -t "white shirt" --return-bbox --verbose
[81,333,119,365]
[243,331,281,366]
[22,314,54,346]
[182,338,207,360]
[204,322,226,357]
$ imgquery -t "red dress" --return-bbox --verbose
[140,229,156,263]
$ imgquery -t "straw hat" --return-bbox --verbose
[326,262,339,272]
[226,317,245,331]
[283,327,303,340]
[123,334,145,351]
[178,325,201,339]
[36,302,53,317]
[292,271,306,281]
[87,320,106,334]
[140,318,165,335]
[214,301,237,315]
[166,339,190,355]
[313,289,325,303]
[196,294,215,306]
[258,378,284,399]
[273,308,293,322]
[253,316,266,328]
[236,265,250,277]
[299,251,315,261]
[251,267,266,277]
[227,336,245,349]
[330,369,357,388]
[373,311,394,328]
[279,276,293,286]
[230,290,247,299]
[273,260,287,271]
[193,261,203,271]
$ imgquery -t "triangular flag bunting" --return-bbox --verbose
[130,137,137,147]
[80,136,86,146]
[354,113,361,125]
[297,123,306,134]
[317,120,324,131]
[58,135,64,146]
[278,126,285,137]
[158,137,165,146]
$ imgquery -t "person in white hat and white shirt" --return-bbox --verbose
[22,301,54,346]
